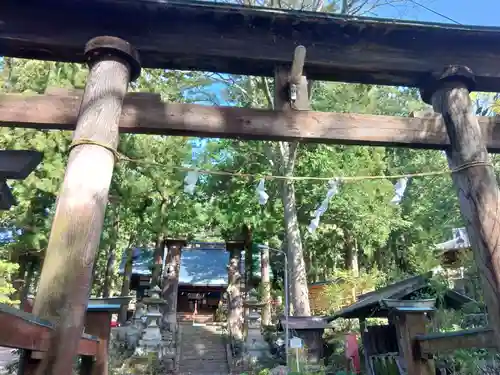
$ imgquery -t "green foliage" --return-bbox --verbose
[0,59,213,297]
[318,269,384,314]
[0,260,19,305]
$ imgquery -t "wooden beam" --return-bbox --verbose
[415,328,496,357]
[393,311,435,375]
[3,91,500,152]
[0,305,98,356]
[3,0,500,91]
[84,310,114,375]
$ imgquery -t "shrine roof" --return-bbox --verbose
[118,244,229,286]
[327,272,478,320]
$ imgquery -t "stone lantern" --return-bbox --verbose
[134,286,171,358]
[243,289,270,362]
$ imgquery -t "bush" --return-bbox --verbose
[0,260,19,305]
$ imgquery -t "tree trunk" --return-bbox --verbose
[90,247,103,297]
[345,240,359,277]
[260,244,271,326]
[102,211,119,298]
[282,177,311,316]
[21,260,35,309]
[226,242,244,355]
[162,240,184,332]
[242,224,253,334]
[275,67,311,316]
[304,252,309,280]
[150,235,165,289]
[11,255,27,302]
[102,247,116,298]
[243,224,253,291]
[119,243,134,324]
[345,236,359,302]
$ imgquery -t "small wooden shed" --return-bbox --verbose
[328,273,479,375]
[277,315,330,364]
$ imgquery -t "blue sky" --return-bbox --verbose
[374,0,499,26]
[190,0,500,159]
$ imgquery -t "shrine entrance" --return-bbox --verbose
[177,287,224,321]
[3,2,500,374]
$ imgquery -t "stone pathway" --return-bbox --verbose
[178,322,229,375]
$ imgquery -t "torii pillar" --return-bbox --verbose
[22,36,140,375]
[421,65,500,347]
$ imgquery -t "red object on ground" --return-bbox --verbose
[345,333,361,373]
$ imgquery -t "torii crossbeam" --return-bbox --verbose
[2,0,500,91]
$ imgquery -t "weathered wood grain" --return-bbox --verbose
[84,311,113,375]
[394,312,435,375]
[2,91,500,152]
[3,0,500,90]
[415,328,496,357]
[29,55,131,375]
[0,305,98,355]
[431,81,500,348]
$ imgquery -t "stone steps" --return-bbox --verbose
[178,322,229,375]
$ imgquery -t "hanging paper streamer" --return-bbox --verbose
[308,179,340,233]
[256,178,269,205]
[184,170,199,195]
[391,177,408,204]
[308,216,321,233]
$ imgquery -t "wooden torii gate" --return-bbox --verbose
[2,1,500,374]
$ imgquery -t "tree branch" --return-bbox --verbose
[260,77,274,109]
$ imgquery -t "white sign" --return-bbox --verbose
[289,337,303,349]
